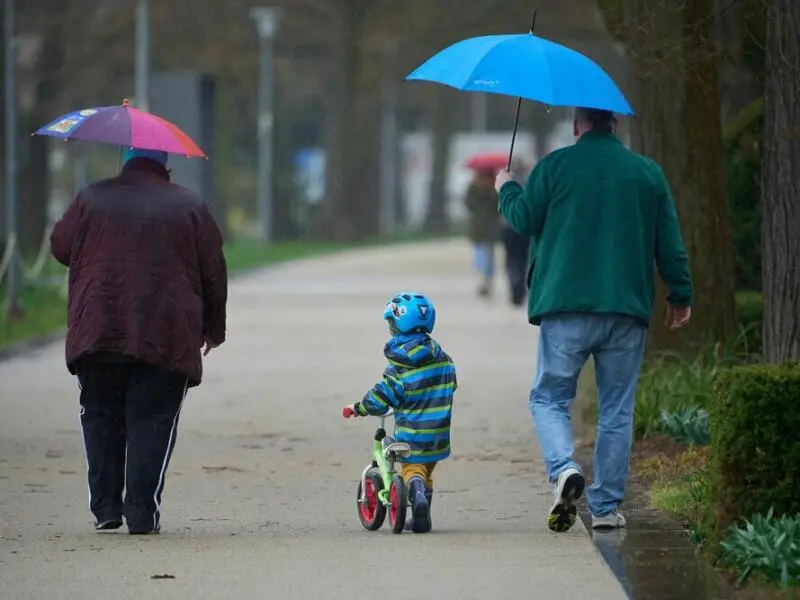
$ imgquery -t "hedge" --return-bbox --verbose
[708,363,800,545]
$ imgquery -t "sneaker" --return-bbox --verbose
[94,519,123,532]
[592,510,627,530]
[547,467,585,533]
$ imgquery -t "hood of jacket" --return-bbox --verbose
[383,333,442,368]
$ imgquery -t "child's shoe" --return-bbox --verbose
[408,477,432,533]
[405,486,434,532]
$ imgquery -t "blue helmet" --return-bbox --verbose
[383,292,436,335]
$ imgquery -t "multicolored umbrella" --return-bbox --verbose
[33,99,206,158]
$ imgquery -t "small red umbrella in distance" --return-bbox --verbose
[463,151,510,172]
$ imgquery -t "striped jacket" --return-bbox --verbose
[354,333,457,463]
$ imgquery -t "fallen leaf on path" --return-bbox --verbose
[201,465,246,473]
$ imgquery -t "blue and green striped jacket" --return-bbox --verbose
[354,333,457,464]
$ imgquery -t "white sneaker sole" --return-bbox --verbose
[548,470,585,533]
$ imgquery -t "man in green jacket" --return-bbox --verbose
[495,107,693,533]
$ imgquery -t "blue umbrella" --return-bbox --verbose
[405,12,634,168]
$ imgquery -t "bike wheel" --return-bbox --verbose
[388,474,407,534]
[356,472,386,531]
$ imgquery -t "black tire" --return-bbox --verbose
[356,472,386,531]
[388,474,407,534]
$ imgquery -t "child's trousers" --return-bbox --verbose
[402,462,436,489]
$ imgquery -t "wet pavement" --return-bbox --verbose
[574,445,736,599]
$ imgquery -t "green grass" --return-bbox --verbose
[0,235,426,351]
[223,239,351,272]
[0,284,69,350]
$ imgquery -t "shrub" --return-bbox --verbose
[659,407,711,446]
[720,509,800,588]
[709,364,800,544]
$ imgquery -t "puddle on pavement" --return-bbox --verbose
[573,487,736,599]
[578,509,735,599]
[570,402,734,599]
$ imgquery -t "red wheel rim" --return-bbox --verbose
[389,482,398,524]
[359,478,378,523]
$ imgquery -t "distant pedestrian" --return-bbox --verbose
[495,108,693,533]
[463,168,501,298]
[342,292,457,533]
[50,147,228,535]
[499,216,529,307]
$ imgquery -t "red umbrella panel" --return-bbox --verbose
[463,152,510,172]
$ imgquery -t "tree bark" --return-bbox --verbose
[18,9,65,260]
[681,0,737,344]
[313,0,380,242]
[761,0,800,363]
[423,88,456,234]
[625,0,736,351]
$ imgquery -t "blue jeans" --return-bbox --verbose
[473,242,495,280]
[530,312,646,517]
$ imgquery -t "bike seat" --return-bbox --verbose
[383,441,412,459]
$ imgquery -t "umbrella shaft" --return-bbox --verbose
[507,98,523,171]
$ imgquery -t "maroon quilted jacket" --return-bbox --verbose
[50,158,228,387]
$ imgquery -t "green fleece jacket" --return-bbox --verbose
[498,132,693,326]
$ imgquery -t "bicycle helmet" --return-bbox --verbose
[383,292,436,335]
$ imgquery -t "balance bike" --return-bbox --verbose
[355,409,412,534]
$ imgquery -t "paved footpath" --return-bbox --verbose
[0,239,627,600]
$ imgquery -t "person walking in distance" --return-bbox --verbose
[495,108,693,532]
[463,168,501,298]
[50,148,228,535]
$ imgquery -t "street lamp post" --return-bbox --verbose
[249,7,280,245]
[135,0,150,111]
[4,0,20,318]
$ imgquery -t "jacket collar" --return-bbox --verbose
[120,157,171,182]
[576,131,622,145]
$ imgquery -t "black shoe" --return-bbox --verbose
[409,477,432,534]
[128,524,161,535]
[95,519,123,531]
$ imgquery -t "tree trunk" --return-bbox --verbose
[0,3,5,245]
[18,10,65,261]
[681,0,737,344]
[626,0,736,351]
[314,0,377,242]
[423,88,456,234]
[761,0,800,363]
[626,0,689,350]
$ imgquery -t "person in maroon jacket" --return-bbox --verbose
[50,147,228,535]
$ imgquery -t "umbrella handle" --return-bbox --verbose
[506,10,537,172]
[507,98,522,172]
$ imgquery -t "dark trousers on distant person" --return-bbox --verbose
[75,355,188,534]
[501,225,530,306]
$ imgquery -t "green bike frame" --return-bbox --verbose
[358,409,406,506]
